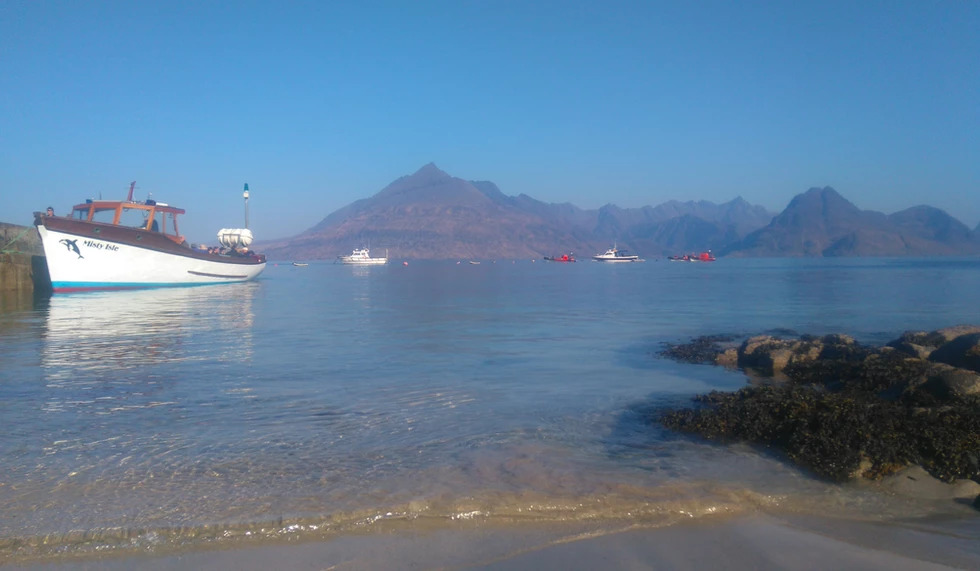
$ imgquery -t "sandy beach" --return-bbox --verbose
[11,510,978,570]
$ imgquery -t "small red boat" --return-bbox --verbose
[543,253,576,262]
[668,250,716,262]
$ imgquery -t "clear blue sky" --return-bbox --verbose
[2,0,977,243]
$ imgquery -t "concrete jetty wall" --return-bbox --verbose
[0,222,50,294]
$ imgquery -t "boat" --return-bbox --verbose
[592,245,642,262]
[337,247,388,265]
[34,182,266,293]
[668,251,716,262]
[543,253,576,262]
[291,262,309,267]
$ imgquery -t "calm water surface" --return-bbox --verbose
[2,257,979,563]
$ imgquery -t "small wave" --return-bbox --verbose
[1,483,768,565]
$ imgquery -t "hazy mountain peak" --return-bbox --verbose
[798,186,846,203]
[780,186,862,220]
[413,162,445,176]
[398,162,451,185]
[889,205,973,244]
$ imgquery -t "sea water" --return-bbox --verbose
[1,257,979,564]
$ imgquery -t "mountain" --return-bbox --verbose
[724,187,979,257]
[888,206,978,254]
[260,164,600,260]
[258,167,976,260]
[591,197,772,255]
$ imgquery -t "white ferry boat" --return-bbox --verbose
[338,247,388,265]
[592,245,642,262]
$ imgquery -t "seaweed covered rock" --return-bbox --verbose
[659,335,735,365]
[657,326,980,486]
[914,363,980,401]
[733,334,867,377]
[889,326,980,360]
[929,332,980,374]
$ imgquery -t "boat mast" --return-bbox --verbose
[243,183,250,229]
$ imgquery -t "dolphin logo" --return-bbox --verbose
[59,238,84,259]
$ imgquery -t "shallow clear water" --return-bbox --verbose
[2,257,979,562]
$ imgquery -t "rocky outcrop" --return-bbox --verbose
[657,327,980,490]
[888,325,980,360]
[929,332,980,374]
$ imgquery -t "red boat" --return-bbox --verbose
[543,253,576,262]
[668,250,716,262]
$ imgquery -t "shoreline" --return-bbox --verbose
[8,510,978,570]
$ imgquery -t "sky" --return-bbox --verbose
[1,1,977,243]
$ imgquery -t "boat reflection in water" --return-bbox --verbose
[41,284,257,383]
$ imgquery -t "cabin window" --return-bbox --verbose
[117,207,149,229]
[91,208,117,224]
[152,211,166,233]
[165,212,178,235]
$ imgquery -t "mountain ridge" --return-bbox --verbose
[259,166,979,260]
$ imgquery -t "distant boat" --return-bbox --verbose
[592,245,642,263]
[291,262,308,267]
[469,260,481,265]
[337,248,388,265]
[543,253,576,262]
[668,251,716,262]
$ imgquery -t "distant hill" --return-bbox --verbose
[260,164,600,260]
[591,197,772,258]
[258,167,977,260]
[723,187,980,257]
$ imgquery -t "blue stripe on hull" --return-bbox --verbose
[51,280,248,293]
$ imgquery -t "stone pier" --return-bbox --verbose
[0,222,51,298]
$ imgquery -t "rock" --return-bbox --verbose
[737,336,826,376]
[715,348,738,368]
[768,347,794,374]
[849,456,876,480]
[886,326,980,359]
[886,334,935,359]
[879,466,980,500]
[929,332,980,374]
[658,328,980,486]
[737,335,777,370]
[913,363,980,400]
[659,335,733,365]
[934,325,980,343]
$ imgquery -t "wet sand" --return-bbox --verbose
[12,511,979,570]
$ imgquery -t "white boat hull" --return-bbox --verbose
[592,257,640,262]
[339,257,388,265]
[38,225,265,292]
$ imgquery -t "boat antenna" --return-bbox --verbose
[127,181,136,202]
[243,183,250,229]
